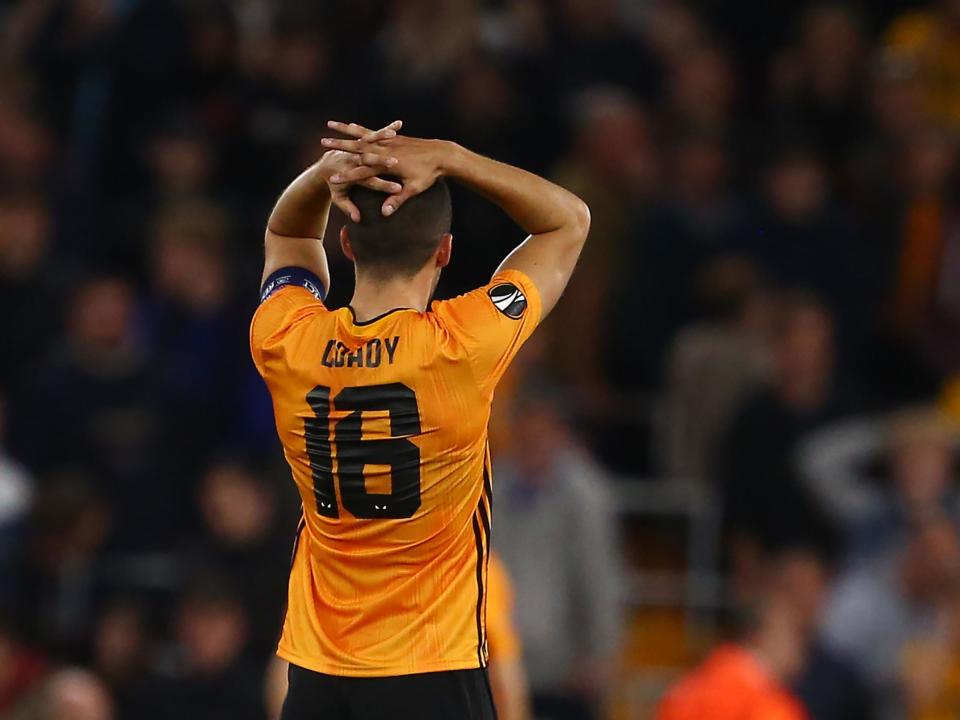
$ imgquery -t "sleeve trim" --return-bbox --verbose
[260,267,326,304]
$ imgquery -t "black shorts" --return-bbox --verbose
[280,662,498,720]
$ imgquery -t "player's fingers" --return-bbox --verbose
[359,151,398,169]
[382,186,419,216]
[326,120,402,141]
[321,136,363,152]
[360,120,403,143]
[330,164,382,185]
[326,120,374,139]
[332,194,361,223]
[359,176,403,194]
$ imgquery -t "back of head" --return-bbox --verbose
[346,178,451,278]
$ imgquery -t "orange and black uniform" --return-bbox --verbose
[251,266,540,718]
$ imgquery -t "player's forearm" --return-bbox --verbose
[440,142,590,242]
[439,142,588,314]
[267,163,333,240]
[261,163,333,289]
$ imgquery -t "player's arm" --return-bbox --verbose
[322,130,590,319]
[450,143,590,317]
[261,121,403,290]
[448,143,590,319]
[489,659,532,720]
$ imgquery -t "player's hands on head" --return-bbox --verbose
[322,121,449,217]
[318,120,403,222]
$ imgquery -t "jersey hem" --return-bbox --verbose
[276,646,486,678]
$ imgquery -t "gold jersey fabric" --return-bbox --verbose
[250,268,540,677]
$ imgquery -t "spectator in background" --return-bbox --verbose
[130,576,264,720]
[0,192,63,388]
[655,545,816,720]
[0,614,46,717]
[889,129,960,378]
[337,0,479,145]
[848,52,929,219]
[112,116,222,267]
[445,51,544,171]
[553,88,658,276]
[0,95,53,189]
[857,127,958,402]
[718,293,840,577]
[656,257,771,480]
[769,4,869,172]
[798,406,959,561]
[788,549,873,720]
[546,0,660,100]
[10,274,182,552]
[550,88,658,400]
[870,52,930,145]
[657,540,869,720]
[0,392,33,601]
[614,131,747,390]
[1,0,121,135]
[664,43,737,136]
[189,460,289,657]
[379,0,478,93]
[902,576,960,719]
[242,12,338,197]
[822,514,960,720]
[145,118,219,205]
[743,145,865,358]
[90,599,148,718]
[642,0,709,72]
[144,200,257,464]
[890,129,957,334]
[11,668,114,720]
[494,387,623,720]
[175,1,244,125]
[884,0,960,130]
[12,476,110,657]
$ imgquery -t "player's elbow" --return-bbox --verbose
[568,197,591,244]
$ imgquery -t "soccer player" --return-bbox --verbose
[250,119,590,719]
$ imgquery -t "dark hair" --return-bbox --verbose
[345,178,452,278]
[768,289,832,340]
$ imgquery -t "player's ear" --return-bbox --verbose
[436,233,452,269]
[340,226,356,262]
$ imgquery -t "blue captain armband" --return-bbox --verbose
[260,267,327,304]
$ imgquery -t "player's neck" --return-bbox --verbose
[350,268,436,321]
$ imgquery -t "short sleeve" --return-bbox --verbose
[250,267,326,374]
[433,269,542,395]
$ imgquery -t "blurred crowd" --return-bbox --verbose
[0,0,959,718]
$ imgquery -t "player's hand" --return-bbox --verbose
[320,151,401,223]
[322,130,448,217]
[316,121,404,222]
[326,120,402,143]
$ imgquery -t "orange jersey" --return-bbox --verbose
[250,267,541,677]
[655,646,808,720]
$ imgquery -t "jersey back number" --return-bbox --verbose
[304,383,422,519]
